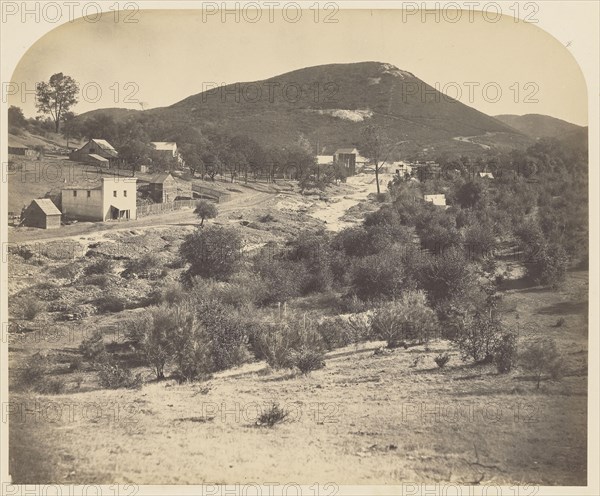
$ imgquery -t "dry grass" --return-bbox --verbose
[8,271,587,485]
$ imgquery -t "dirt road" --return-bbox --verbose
[9,190,276,246]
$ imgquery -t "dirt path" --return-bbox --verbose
[9,190,276,246]
[308,172,394,231]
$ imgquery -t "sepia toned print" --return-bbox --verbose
[1,3,596,494]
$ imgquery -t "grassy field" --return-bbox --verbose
[8,267,588,485]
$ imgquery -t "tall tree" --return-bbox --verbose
[8,106,27,129]
[35,73,79,132]
[61,111,80,148]
[360,125,396,194]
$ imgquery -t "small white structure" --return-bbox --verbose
[151,142,183,167]
[316,155,334,166]
[423,194,447,207]
[61,176,137,222]
[479,172,494,179]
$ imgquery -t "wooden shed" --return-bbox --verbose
[8,138,37,158]
[70,139,118,166]
[22,199,62,229]
[148,172,178,203]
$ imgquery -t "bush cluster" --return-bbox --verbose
[128,301,249,381]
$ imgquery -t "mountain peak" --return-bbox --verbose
[378,62,414,79]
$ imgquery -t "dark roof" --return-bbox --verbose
[31,199,61,216]
[148,172,174,184]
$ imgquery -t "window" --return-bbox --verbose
[73,191,77,197]
[123,190,127,197]
[89,147,95,153]
[113,191,117,197]
[87,191,91,198]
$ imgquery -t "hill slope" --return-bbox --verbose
[79,62,531,154]
[494,113,586,139]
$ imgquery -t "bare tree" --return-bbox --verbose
[360,125,406,194]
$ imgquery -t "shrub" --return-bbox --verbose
[524,242,568,288]
[36,378,66,395]
[519,339,564,388]
[160,283,189,306]
[194,200,218,226]
[180,225,243,282]
[256,403,288,427]
[18,358,47,389]
[68,356,84,372]
[258,213,276,223]
[85,258,115,276]
[95,294,126,313]
[418,248,477,306]
[452,313,504,363]
[434,353,450,368]
[285,230,334,295]
[167,304,213,382]
[419,222,462,253]
[51,263,80,281]
[337,294,369,314]
[196,301,249,371]
[253,254,304,305]
[332,226,379,258]
[317,315,370,351]
[493,332,518,374]
[21,297,46,320]
[192,272,267,309]
[351,247,415,301]
[370,291,437,348]
[251,315,324,370]
[463,223,497,259]
[289,346,325,374]
[127,308,173,380]
[79,330,106,360]
[97,359,143,389]
[130,300,250,381]
[456,181,487,208]
[124,253,163,279]
[554,317,565,328]
[374,192,391,203]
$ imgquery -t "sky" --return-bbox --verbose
[9,8,588,126]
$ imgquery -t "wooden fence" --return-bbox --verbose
[192,184,232,203]
[137,199,205,218]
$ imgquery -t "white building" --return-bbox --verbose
[316,155,334,166]
[61,177,137,222]
[423,194,447,207]
[151,142,183,167]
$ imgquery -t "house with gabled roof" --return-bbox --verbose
[70,139,118,166]
[22,199,62,229]
[146,172,191,203]
[61,176,137,222]
[8,138,37,158]
[151,142,183,168]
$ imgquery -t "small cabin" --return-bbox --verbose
[22,199,62,229]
